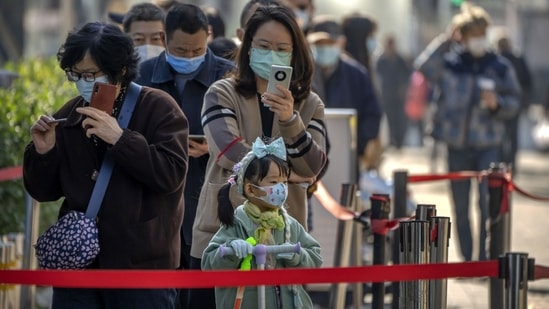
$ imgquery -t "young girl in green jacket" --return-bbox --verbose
[201,137,322,309]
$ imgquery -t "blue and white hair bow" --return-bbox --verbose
[234,137,287,194]
[251,137,287,160]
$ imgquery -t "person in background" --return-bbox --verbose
[307,15,381,177]
[235,0,281,43]
[341,13,378,74]
[339,13,383,170]
[193,4,327,308]
[135,3,234,308]
[23,22,188,308]
[415,4,520,261]
[495,33,532,176]
[202,137,322,309]
[285,0,314,31]
[202,6,226,42]
[208,37,238,60]
[122,2,166,64]
[375,34,411,150]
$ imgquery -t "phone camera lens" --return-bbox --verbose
[275,71,286,81]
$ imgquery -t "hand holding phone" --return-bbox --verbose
[266,65,293,99]
[90,82,117,114]
[189,135,206,144]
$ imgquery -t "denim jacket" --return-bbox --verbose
[415,35,521,149]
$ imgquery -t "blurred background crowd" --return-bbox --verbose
[2,0,549,152]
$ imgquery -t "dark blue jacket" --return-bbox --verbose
[137,49,234,245]
[312,55,382,156]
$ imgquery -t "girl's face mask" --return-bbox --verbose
[252,182,288,207]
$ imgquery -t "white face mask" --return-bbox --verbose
[467,37,488,57]
[252,182,288,208]
[135,44,165,64]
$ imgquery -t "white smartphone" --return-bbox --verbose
[266,65,293,97]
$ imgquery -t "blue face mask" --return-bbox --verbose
[312,45,340,67]
[75,75,110,103]
[249,48,292,80]
[166,51,206,74]
[366,38,377,54]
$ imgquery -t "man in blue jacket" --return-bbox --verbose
[307,15,382,168]
[136,3,234,308]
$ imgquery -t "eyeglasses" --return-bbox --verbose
[65,69,103,82]
[252,39,293,53]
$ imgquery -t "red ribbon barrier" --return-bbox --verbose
[408,170,549,203]
[0,261,499,289]
[0,166,23,182]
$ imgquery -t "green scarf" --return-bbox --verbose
[243,201,285,245]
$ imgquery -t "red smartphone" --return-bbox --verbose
[90,82,117,114]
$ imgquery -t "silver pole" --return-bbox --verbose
[399,220,429,309]
[20,194,39,309]
[415,204,436,221]
[429,217,450,309]
[504,253,529,309]
[352,190,363,309]
[329,184,357,309]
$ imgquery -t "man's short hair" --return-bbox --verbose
[165,3,209,39]
[122,3,165,33]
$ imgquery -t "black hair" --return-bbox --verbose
[208,37,237,61]
[202,6,226,38]
[239,0,282,28]
[122,3,165,33]
[58,22,139,85]
[218,154,290,226]
[341,13,377,73]
[165,3,208,40]
[233,4,313,102]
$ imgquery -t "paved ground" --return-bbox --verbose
[310,145,549,308]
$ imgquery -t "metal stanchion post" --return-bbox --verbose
[503,252,533,309]
[21,194,39,309]
[392,170,408,309]
[370,193,391,309]
[399,220,429,309]
[329,183,357,309]
[488,163,511,309]
[415,204,436,221]
[352,190,363,309]
[429,217,450,309]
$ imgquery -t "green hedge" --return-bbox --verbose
[0,57,78,235]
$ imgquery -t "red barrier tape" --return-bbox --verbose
[408,170,549,202]
[0,166,23,182]
[0,261,499,289]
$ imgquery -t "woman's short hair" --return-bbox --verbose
[458,3,491,36]
[234,4,313,102]
[58,22,139,85]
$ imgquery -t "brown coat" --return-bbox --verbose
[191,78,327,258]
[23,86,188,269]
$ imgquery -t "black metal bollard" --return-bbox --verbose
[488,163,512,309]
[392,170,409,309]
[370,193,391,309]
